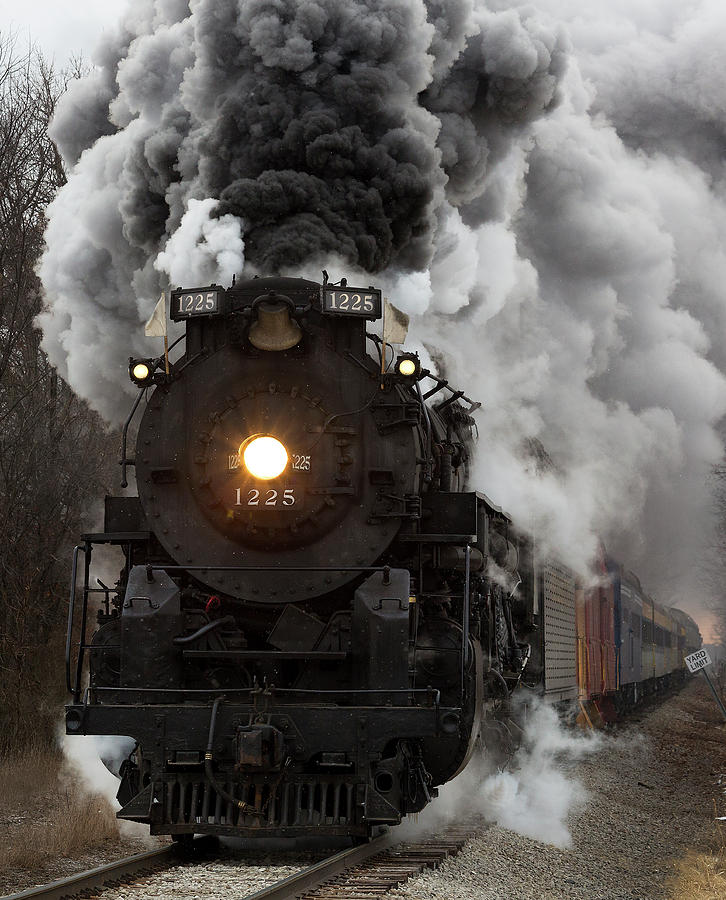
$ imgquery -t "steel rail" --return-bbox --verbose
[0,835,393,900]
[0,835,391,900]
[242,831,395,900]
[0,845,178,900]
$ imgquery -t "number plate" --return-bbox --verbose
[229,454,312,473]
[171,289,221,319]
[321,287,382,319]
[234,486,302,511]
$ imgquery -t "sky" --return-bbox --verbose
[1,0,127,65]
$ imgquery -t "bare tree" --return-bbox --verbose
[0,37,115,751]
[704,461,726,657]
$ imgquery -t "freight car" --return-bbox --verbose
[530,547,702,722]
[63,273,701,842]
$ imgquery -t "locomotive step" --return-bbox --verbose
[182,650,348,660]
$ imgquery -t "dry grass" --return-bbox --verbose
[0,743,120,872]
[1,793,120,870]
[669,849,726,900]
[671,815,726,898]
[0,744,60,805]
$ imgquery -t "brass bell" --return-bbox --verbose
[248,301,302,351]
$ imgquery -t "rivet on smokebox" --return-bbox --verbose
[248,301,302,351]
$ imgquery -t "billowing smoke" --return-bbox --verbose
[37,0,566,418]
[38,0,726,621]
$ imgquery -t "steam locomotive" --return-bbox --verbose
[64,274,700,842]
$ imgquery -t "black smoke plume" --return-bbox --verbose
[39,1,726,633]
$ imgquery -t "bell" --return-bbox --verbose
[248,301,302,351]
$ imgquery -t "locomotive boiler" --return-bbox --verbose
[65,274,531,841]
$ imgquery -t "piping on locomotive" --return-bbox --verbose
[64,274,700,841]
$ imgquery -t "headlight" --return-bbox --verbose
[240,435,288,480]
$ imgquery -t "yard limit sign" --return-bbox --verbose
[684,649,726,722]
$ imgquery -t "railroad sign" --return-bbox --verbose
[685,648,726,723]
[685,648,712,673]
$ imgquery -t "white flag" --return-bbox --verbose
[144,292,167,337]
[383,298,409,345]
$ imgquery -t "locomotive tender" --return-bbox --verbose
[66,274,532,840]
[64,273,701,841]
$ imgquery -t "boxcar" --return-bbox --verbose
[575,546,617,717]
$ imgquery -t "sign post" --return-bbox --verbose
[685,649,726,723]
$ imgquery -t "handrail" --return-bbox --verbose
[145,564,394,574]
[119,334,187,489]
[420,371,481,414]
[89,685,441,705]
[120,389,146,488]
[65,545,86,696]
[461,544,471,698]
[73,543,93,703]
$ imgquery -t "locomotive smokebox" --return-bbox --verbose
[248,295,302,351]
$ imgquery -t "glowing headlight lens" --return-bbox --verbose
[132,362,151,381]
[241,435,288,480]
[397,358,417,377]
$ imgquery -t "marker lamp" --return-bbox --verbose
[395,353,421,380]
[129,358,154,386]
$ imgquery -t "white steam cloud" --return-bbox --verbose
[37,0,726,622]
[60,732,151,841]
[154,198,245,287]
[478,702,595,847]
[398,700,598,848]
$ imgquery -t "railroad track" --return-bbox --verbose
[1,825,477,900]
[0,844,183,900]
[247,827,476,900]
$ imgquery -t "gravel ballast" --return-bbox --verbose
[390,679,726,900]
[1,681,722,899]
[89,855,308,900]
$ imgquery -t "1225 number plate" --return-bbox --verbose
[234,487,300,509]
[171,290,220,319]
[321,287,381,319]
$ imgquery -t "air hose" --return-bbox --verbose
[204,696,264,818]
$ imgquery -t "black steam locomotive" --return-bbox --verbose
[65,274,532,840]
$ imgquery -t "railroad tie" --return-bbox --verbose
[297,834,470,900]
